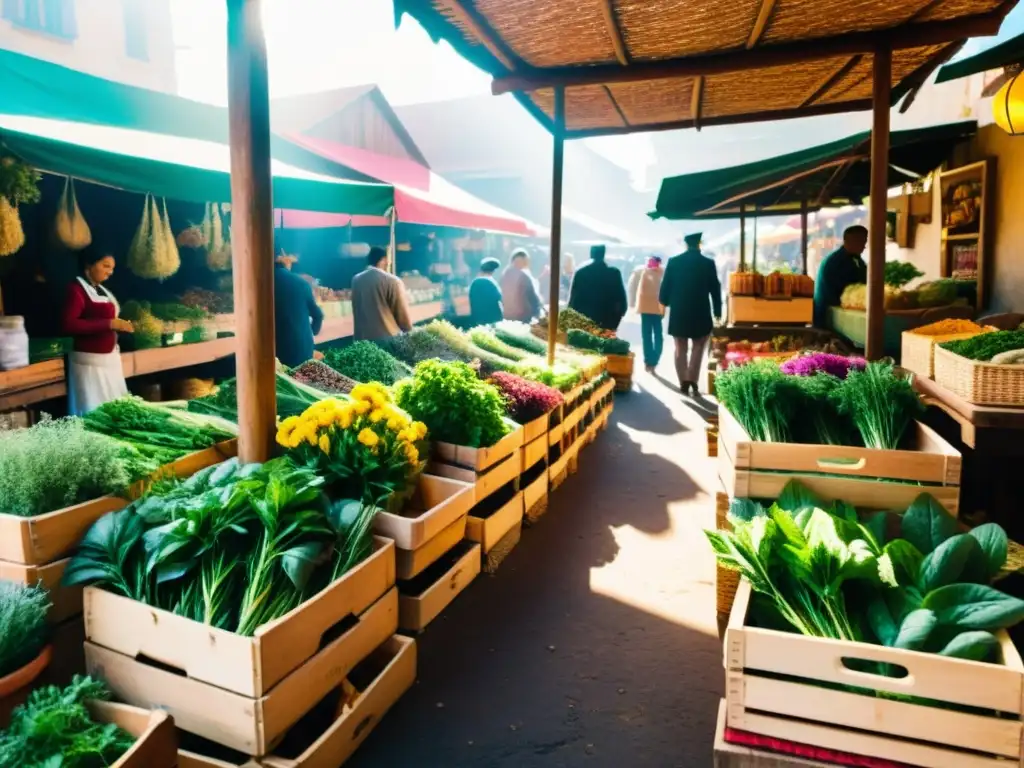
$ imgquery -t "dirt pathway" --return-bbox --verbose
[350,315,723,767]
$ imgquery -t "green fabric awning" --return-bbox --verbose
[0,48,378,185]
[0,115,394,215]
[935,32,1024,82]
[651,121,976,221]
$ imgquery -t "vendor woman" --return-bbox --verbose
[61,245,133,415]
[813,225,868,328]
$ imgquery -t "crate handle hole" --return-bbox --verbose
[352,713,376,741]
[319,612,359,651]
[816,457,867,471]
[840,657,910,680]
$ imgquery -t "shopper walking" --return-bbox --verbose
[351,246,412,341]
[500,249,543,322]
[469,257,503,326]
[628,255,665,373]
[568,244,627,331]
[659,233,721,396]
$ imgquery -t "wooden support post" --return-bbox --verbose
[739,204,746,272]
[388,207,397,274]
[866,44,891,361]
[547,86,566,367]
[227,0,275,462]
[751,212,758,273]
[800,199,809,275]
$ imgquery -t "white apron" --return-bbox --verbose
[67,278,128,416]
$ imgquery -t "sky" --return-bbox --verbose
[170,0,655,184]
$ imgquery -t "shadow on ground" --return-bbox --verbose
[349,390,723,768]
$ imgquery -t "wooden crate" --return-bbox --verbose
[398,541,480,632]
[394,514,467,581]
[87,588,398,755]
[521,413,548,444]
[372,475,475,551]
[0,556,80,624]
[718,406,961,513]
[522,469,549,525]
[87,701,178,768]
[521,434,548,474]
[177,635,416,768]
[432,423,523,473]
[725,580,1024,768]
[85,538,395,699]
[714,699,830,767]
[429,449,522,506]
[126,439,238,499]
[466,490,524,554]
[728,296,812,325]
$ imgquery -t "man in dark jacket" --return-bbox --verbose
[469,257,503,326]
[813,225,868,328]
[659,233,722,396]
[273,255,324,368]
[568,244,627,331]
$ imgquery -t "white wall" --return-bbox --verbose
[0,0,176,92]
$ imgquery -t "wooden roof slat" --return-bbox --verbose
[603,84,632,126]
[443,0,519,71]
[691,75,705,130]
[816,157,858,205]
[599,0,631,66]
[491,12,1004,93]
[747,0,780,48]
[801,55,863,106]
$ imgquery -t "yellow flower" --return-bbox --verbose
[351,384,376,403]
[353,400,371,415]
[336,404,354,429]
[369,408,386,423]
[369,392,387,409]
[287,431,303,449]
[397,428,416,444]
[319,434,331,454]
[404,443,419,464]
[413,421,428,440]
[318,409,336,427]
[357,428,380,448]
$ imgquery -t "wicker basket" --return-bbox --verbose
[715,492,738,623]
[934,345,1024,406]
[901,329,990,379]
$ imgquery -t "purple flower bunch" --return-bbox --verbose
[780,353,866,380]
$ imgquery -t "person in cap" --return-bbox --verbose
[568,244,627,331]
[351,246,412,341]
[814,225,868,329]
[628,255,666,373]
[272,252,324,368]
[659,233,722,396]
[469,257,504,326]
[501,248,543,322]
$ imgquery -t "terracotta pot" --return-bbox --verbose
[0,645,52,698]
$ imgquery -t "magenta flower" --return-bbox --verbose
[780,353,866,379]
[488,372,564,423]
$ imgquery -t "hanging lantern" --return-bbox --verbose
[992,68,1023,136]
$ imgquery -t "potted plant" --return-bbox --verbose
[0,581,50,701]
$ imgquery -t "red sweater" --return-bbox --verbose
[62,280,117,354]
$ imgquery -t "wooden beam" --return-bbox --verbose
[548,86,566,368]
[800,199,809,275]
[865,44,891,361]
[691,75,705,131]
[747,0,779,48]
[699,157,860,215]
[566,97,873,138]
[227,0,276,463]
[445,0,517,71]
[599,0,629,66]
[815,157,858,206]
[739,205,747,272]
[603,85,631,127]
[896,41,964,113]
[492,12,1003,94]
[802,55,862,107]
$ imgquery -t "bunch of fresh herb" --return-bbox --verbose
[0,581,49,677]
[493,321,547,355]
[84,396,234,454]
[508,359,582,392]
[0,676,135,768]
[715,361,804,442]
[374,330,468,366]
[188,370,333,421]
[884,260,924,288]
[0,156,42,206]
[324,342,413,385]
[394,360,511,448]
[488,372,564,423]
[422,320,515,374]
[469,328,530,361]
[0,418,131,517]
[942,330,1024,361]
[64,456,380,635]
[711,482,1024,661]
[548,307,602,334]
[566,329,631,356]
[149,301,211,325]
[833,362,923,450]
[290,360,357,395]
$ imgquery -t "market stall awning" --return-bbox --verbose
[394,0,1016,138]
[0,115,394,215]
[650,120,976,220]
[935,32,1024,82]
[0,48,379,185]
[282,135,537,236]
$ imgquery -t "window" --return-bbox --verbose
[1,0,78,40]
[122,0,147,61]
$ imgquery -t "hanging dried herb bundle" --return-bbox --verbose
[54,177,91,250]
[0,196,24,258]
[128,194,180,280]
[0,156,41,258]
[203,203,232,272]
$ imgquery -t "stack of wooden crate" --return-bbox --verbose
[520,413,550,526]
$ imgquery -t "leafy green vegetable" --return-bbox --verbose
[469,328,530,361]
[715,361,803,442]
[0,581,48,677]
[188,370,333,421]
[832,362,923,450]
[84,397,234,455]
[324,341,412,385]
[942,330,1024,361]
[394,360,510,448]
[884,261,924,288]
[0,417,131,517]
[422,320,515,375]
[493,321,547,355]
[374,330,468,366]
[566,329,631,356]
[0,676,135,768]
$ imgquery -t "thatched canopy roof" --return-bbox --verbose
[651,119,975,219]
[395,0,1019,137]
